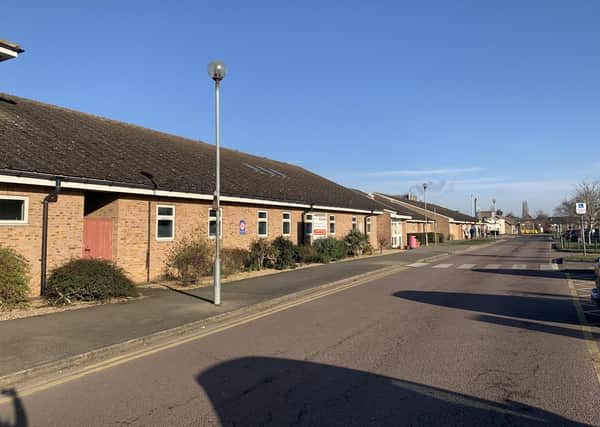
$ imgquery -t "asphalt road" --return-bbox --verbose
[2,236,600,426]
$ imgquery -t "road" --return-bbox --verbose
[2,236,600,426]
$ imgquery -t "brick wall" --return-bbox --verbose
[99,196,375,283]
[0,184,84,296]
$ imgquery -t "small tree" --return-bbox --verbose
[377,232,388,254]
[249,239,276,270]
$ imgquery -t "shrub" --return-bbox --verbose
[249,239,276,270]
[0,246,30,309]
[297,244,319,264]
[271,236,300,270]
[45,259,137,305]
[314,238,346,263]
[221,248,251,276]
[166,235,214,283]
[344,230,373,256]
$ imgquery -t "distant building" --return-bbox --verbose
[522,200,530,219]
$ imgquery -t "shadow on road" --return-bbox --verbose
[196,356,591,426]
[471,268,595,281]
[393,290,580,326]
[0,389,28,427]
[473,314,600,341]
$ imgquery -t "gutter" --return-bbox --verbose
[0,170,380,215]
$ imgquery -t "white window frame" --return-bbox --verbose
[351,216,357,231]
[305,213,313,236]
[366,216,372,235]
[156,205,175,241]
[329,215,336,235]
[208,208,223,239]
[258,210,268,237]
[0,195,29,225]
[282,212,291,236]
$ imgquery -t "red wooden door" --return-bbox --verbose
[83,218,113,260]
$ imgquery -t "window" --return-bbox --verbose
[209,208,223,239]
[305,213,313,235]
[0,196,28,225]
[258,211,268,237]
[156,205,175,240]
[329,215,335,235]
[366,217,372,235]
[282,212,291,236]
[351,216,357,231]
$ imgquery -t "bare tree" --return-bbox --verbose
[377,232,388,254]
[555,180,600,243]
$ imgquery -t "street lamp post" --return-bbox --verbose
[208,60,227,305]
[492,198,497,239]
[423,183,429,246]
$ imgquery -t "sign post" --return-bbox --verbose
[576,202,587,256]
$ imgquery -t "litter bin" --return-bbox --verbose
[409,235,417,249]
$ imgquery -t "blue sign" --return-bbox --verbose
[239,220,246,235]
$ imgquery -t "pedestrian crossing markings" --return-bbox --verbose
[407,263,560,271]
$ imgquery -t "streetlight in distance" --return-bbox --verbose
[423,183,429,246]
[208,60,227,305]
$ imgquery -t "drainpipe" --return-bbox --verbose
[40,178,62,295]
[141,171,158,283]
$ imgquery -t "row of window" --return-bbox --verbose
[0,197,371,240]
[155,207,371,240]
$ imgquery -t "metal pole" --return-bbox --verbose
[582,215,587,257]
[423,184,428,247]
[214,78,221,305]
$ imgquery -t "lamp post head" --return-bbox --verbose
[208,60,227,81]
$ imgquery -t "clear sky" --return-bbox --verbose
[3,1,599,216]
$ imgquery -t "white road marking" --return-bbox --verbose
[433,263,453,269]
[457,264,476,269]
[407,262,429,268]
[482,264,501,269]
[512,264,527,270]
[539,264,559,270]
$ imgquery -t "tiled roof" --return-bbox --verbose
[0,93,381,211]
[383,194,476,222]
[369,193,429,221]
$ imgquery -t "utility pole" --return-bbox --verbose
[423,183,429,247]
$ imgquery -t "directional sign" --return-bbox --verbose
[576,202,587,215]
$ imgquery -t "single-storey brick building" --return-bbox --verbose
[371,193,477,240]
[1,93,391,295]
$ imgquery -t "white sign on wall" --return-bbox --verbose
[312,213,328,239]
[576,202,587,215]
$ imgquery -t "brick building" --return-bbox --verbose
[371,193,477,240]
[0,93,390,295]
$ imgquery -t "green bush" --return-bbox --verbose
[314,238,346,263]
[166,235,214,283]
[45,259,137,305]
[344,230,373,256]
[221,248,251,276]
[271,236,300,270]
[297,244,319,264]
[0,246,30,309]
[249,239,276,270]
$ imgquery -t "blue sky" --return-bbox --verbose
[3,1,599,215]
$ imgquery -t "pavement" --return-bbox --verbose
[1,235,599,426]
[0,239,491,383]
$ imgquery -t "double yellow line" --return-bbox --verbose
[566,274,600,387]
[1,264,407,403]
